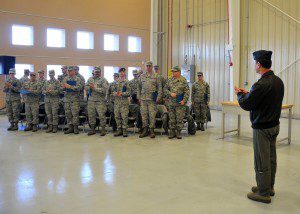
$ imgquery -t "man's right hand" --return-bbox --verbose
[170,93,177,98]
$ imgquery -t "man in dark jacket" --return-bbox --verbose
[234,50,284,204]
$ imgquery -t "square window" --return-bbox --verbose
[128,36,142,53]
[104,34,119,51]
[104,66,119,83]
[128,67,141,81]
[78,66,93,81]
[15,64,34,79]
[47,28,65,48]
[46,65,62,79]
[77,31,94,49]
[12,25,34,46]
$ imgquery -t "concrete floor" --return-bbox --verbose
[0,110,299,214]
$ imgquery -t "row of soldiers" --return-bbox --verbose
[3,61,210,139]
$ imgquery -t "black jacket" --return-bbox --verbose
[237,71,284,129]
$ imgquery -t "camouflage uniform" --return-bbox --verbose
[43,76,60,127]
[75,66,86,101]
[20,76,29,85]
[3,70,21,130]
[111,78,131,132]
[107,75,119,131]
[85,75,109,131]
[164,68,190,138]
[137,71,162,131]
[129,75,142,129]
[38,77,46,102]
[191,79,210,124]
[22,76,42,130]
[62,74,83,128]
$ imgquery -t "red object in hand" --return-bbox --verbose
[229,62,233,66]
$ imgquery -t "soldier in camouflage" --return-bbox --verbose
[138,61,162,138]
[62,66,84,134]
[85,66,109,136]
[129,69,142,131]
[22,72,42,132]
[37,70,46,102]
[111,68,131,137]
[164,66,190,139]
[74,66,86,102]
[107,73,119,132]
[3,68,21,131]
[20,69,30,85]
[43,70,61,133]
[191,71,210,131]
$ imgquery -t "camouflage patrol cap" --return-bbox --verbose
[132,69,138,75]
[154,65,159,70]
[24,69,30,74]
[145,61,153,66]
[61,65,68,70]
[9,68,16,74]
[48,70,55,75]
[94,66,101,73]
[113,73,119,77]
[29,72,36,76]
[197,71,203,76]
[68,66,75,71]
[38,69,45,74]
[171,66,180,72]
[74,66,79,71]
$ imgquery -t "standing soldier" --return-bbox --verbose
[111,68,131,137]
[37,70,46,102]
[107,73,119,132]
[138,61,162,138]
[129,69,142,130]
[20,69,30,85]
[74,66,86,101]
[154,65,167,93]
[58,65,68,82]
[85,66,109,136]
[22,72,42,132]
[3,68,21,131]
[43,70,60,133]
[191,71,210,131]
[164,66,190,139]
[62,66,83,134]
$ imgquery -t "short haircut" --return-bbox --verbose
[257,59,272,69]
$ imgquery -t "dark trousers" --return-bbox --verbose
[253,125,279,196]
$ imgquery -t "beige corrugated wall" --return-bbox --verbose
[155,0,299,116]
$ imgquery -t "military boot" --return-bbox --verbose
[46,125,53,133]
[114,129,123,137]
[64,125,74,134]
[200,123,205,131]
[88,125,96,136]
[168,129,176,139]
[74,125,79,134]
[196,122,201,130]
[149,128,155,138]
[123,129,128,137]
[139,127,149,138]
[52,125,58,133]
[100,126,107,136]
[24,124,33,131]
[32,125,38,132]
[252,186,275,197]
[11,122,19,131]
[176,130,182,139]
[7,123,14,131]
[247,192,271,204]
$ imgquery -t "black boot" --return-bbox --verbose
[46,125,53,133]
[7,123,14,131]
[149,128,155,138]
[24,124,33,131]
[168,129,176,139]
[196,122,201,130]
[123,129,128,137]
[114,129,123,137]
[64,125,74,134]
[52,125,58,133]
[100,126,106,136]
[32,125,38,132]
[176,130,182,139]
[88,125,96,136]
[74,125,79,134]
[200,123,205,131]
[11,122,19,131]
[139,127,149,138]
